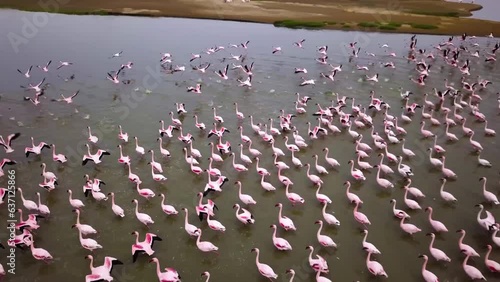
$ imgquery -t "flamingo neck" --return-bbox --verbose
[485,248,492,261]
[88,256,95,270]
[421,257,428,271]
[429,235,435,249]
[317,222,323,237]
[154,260,162,277]
[458,232,465,245]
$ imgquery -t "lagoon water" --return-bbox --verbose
[0,9,500,282]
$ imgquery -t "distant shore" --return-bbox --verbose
[1,0,499,36]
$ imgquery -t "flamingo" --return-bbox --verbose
[440,156,457,179]
[126,162,142,184]
[321,202,340,226]
[269,224,292,251]
[418,255,439,282]
[273,153,290,170]
[181,208,200,236]
[135,183,155,200]
[364,248,388,278]
[315,183,332,204]
[108,192,125,218]
[485,244,500,272]
[36,192,50,216]
[50,144,67,163]
[277,167,294,186]
[118,125,129,142]
[345,181,363,204]
[361,229,381,254]
[25,137,50,157]
[206,214,226,232]
[285,184,304,205]
[425,207,448,232]
[208,142,223,162]
[233,203,255,224]
[149,257,181,282]
[132,199,154,227]
[438,178,457,203]
[131,231,162,262]
[0,132,20,153]
[234,181,256,205]
[82,144,110,165]
[17,188,38,211]
[291,150,303,167]
[389,199,410,219]
[275,203,296,231]
[479,177,499,204]
[148,150,163,173]
[251,248,278,280]
[201,271,210,282]
[374,165,394,189]
[306,245,329,273]
[157,138,171,158]
[72,209,97,235]
[67,189,85,209]
[195,229,218,254]
[353,201,370,227]
[149,162,167,181]
[475,204,496,231]
[348,160,365,181]
[133,137,145,155]
[155,194,176,217]
[462,253,486,280]
[255,157,270,176]
[77,228,103,251]
[238,126,251,143]
[315,220,337,248]
[427,148,443,168]
[457,229,480,257]
[87,126,98,143]
[158,120,176,138]
[403,187,422,210]
[230,153,248,172]
[469,131,483,152]
[117,145,131,165]
[247,139,261,157]
[85,255,123,282]
[26,236,53,262]
[306,163,323,185]
[183,148,199,165]
[377,153,394,174]
[323,148,340,168]
[426,233,451,262]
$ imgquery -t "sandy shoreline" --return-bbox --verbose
[0,0,499,36]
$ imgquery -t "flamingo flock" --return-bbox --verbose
[0,27,499,282]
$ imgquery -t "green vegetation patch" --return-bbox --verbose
[379,25,397,30]
[357,22,379,28]
[274,20,327,29]
[410,23,439,30]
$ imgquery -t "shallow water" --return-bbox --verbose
[0,9,500,282]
